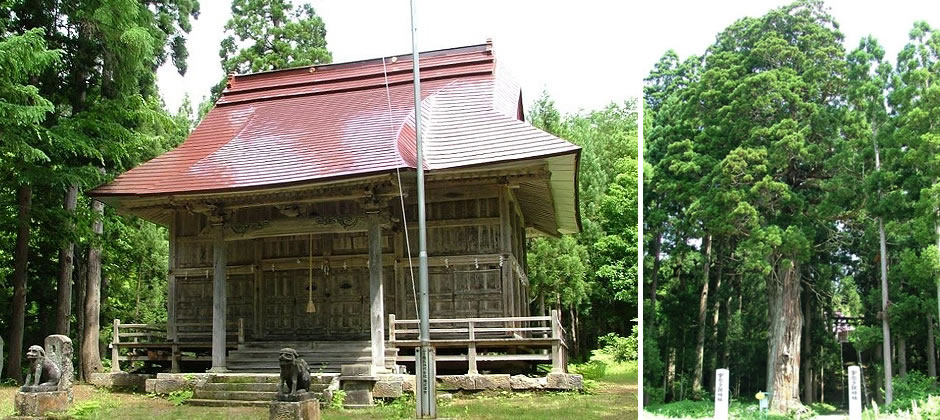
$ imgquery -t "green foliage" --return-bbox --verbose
[884,371,938,413]
[526,94,638,359]
[221,0,331,74]
[330,389,347,410]
[199,0,334,116]
[643,1,940,410]
[572,359,607,381]
[166,389,194,406]
[0,0,197,380]
[598,326,638,363]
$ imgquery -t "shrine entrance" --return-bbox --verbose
[259,267,370,341]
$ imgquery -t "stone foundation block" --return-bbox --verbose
[341,381,375,409]
[89,372,152,392]
[510,375,543,390]
[13,391,69,417]
[437,375,473,391]
[144,377,190,394]
[270,398,320,420]
[401,375,416,392]
[545,373,583,390]
[372,380,403,398]
[473,374,510,390]
[340,364,372,377]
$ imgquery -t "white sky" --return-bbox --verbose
[157,0,940,117]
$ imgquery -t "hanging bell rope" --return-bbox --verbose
[306,233,316,313]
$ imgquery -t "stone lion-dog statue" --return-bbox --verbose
[277,348,311,400]
[21,345,61,392]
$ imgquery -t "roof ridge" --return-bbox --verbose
[228,42,492,83]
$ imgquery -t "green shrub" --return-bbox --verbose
[167,389,193,406]
[599,325,638,362]
[330,389,347,409]
[885,371,937,413]
[646,386,666,405]
[572,359,607,380]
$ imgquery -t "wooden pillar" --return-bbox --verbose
[468,321,478,375]
[551,309,564,373]
[167,211,178,342]
[253,238,263,339]
[209,221,228,372]
[369,213,386,372]
[111,319,121,372]
[499,188,513,318]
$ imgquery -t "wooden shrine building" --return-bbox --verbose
[90,42,581,376]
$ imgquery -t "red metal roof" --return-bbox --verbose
[90,42,579,198]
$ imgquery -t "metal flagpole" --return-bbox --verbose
[410,0,436,417]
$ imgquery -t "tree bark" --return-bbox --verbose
[709,260,723,393]
[650,231,662,307]
[6,185,32,383]
[55,184,79,335]
[802,286,813,404]
[767,258,803,413]
[929,316,937,379]
[692,235,712,394]
[81,199,105,380]
[874,344,883,405]
[897,337,907,377]
[874,128,893,405]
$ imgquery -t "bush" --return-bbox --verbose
[885,371,937,413]
[167,389,193,406]
[572,359,607,380]
[330,389,347,409]
[599,325,638,362]
[646,386,666,405]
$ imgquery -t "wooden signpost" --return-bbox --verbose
[715,369,729,420]
[848,366,862,420]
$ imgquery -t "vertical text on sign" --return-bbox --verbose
[848,366,861,420]
[714,369,729,420]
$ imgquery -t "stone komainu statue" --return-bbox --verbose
[21,346,60,392]
[277,348,311,399]
[20,335,73,397]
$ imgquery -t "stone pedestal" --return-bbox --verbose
[11,390,69,418]
[340,380,376,408]
[269,397,320,420]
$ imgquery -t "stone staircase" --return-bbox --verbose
[186,373,336,407]
[226,341,399,373]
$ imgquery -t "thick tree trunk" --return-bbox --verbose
[898,337,907,377]
[929,316,937,379]
[56,184,79,335]
[76,246,86,381]
[650,231,662,307]
[709,261,723,393]
[692,235,712,394]
[569,305,579,359]
[802,286,813,404]
[665,346,676,401]
[720,290,732,369]
[81,200,105,380]
[874,345,883,405]
[6,185,32,383]
[767,258,803,413]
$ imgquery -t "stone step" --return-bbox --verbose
[194,390,277,401]
[228,354,375,361]
[186,399,270,408]
[201,382,279,392]
[207,374,280,384]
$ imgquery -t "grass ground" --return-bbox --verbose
[0,352,637,419]
[644,398,841,419]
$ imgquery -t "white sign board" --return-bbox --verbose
[848,366,862,420]
[714,369,729,420]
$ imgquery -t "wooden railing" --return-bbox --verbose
[110,318,244,373]
[388,309,568,374]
